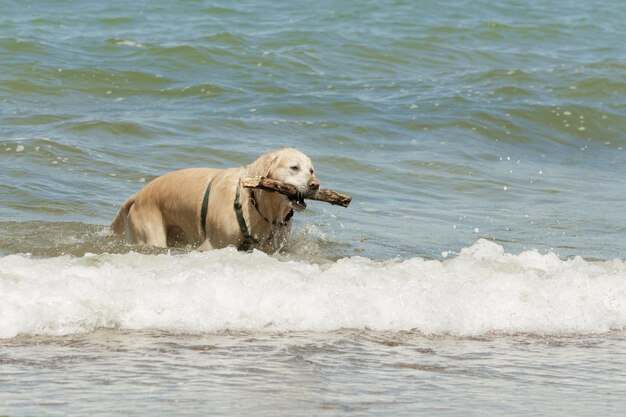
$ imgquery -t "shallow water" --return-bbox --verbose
[1,0,626,415]
[2,330,626,417]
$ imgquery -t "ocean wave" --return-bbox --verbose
[1,239,624,339]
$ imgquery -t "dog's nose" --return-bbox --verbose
[308,178,320,191]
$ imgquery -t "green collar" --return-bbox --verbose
[250,189,294,226]
[201,179,294,252]
[234,181,258,251]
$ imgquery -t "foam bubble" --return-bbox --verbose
[1,240,625,339]
[115,40,145,48]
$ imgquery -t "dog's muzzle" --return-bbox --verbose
[288,183,318,211]
[289,194,307,211]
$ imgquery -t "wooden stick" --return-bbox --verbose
[241,177,352,207]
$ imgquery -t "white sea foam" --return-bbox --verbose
[1,240,625,339]
[114,40,145,48]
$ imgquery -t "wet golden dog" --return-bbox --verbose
[109,147,319,251]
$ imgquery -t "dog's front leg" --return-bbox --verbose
[197,239,214,251]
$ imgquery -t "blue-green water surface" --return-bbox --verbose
[1,0,625,260]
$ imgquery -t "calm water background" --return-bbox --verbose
[1,0,626,416]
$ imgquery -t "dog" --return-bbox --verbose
[109,147,320,251]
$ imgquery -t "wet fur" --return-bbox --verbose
[109,148,319,251]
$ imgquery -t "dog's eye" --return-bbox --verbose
[290,165,300,171]
[310,168,314,174]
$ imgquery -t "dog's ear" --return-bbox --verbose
[265,155,280,178]
[247,152,280,178]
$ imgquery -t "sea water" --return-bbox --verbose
[1,0,626,415]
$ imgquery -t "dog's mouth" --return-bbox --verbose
[288,195,307,211]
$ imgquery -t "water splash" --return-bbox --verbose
[1,239,624,339]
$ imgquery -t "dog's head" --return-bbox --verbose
[247,147,319,211]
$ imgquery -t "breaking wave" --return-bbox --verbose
[1,239,625,339]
